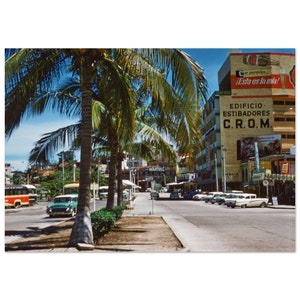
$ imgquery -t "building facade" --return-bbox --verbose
[197,52,295,204]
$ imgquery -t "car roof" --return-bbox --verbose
[55,194,78,198]
[237,193,257,198]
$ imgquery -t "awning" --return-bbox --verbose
[122,180,141,189]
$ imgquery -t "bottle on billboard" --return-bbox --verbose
[279,67,287,94]
[243,54,280,66]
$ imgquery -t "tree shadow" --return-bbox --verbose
[5,222,74,251]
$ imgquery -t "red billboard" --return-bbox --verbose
[230,53,295,96]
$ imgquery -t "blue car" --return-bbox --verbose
[46,194,78,217]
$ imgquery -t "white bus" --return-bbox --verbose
[23,184,38,204]
[64,183,80,194]
[63,183,100,199]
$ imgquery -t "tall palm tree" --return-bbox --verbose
[6,49,108,247]
[6,48,207,248]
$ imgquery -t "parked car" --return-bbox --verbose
[211,193,226,204]
[150,191,159,200]
[170,190,180,199]
[182,190,202,200]
[193,193,208,200]
[160,187,168,193]
[203,192,224,203]
[220,193,241,205]
[46,194,78,217]
[225,193,269,208]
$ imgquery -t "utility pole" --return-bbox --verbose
[222,145,226,193]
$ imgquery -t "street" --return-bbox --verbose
[161,198,295,251]
[5,193,295,252]
[4,199,107,243]
[131,192,296,252]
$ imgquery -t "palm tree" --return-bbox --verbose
[92,104,179,207]
[29,99,178,209]
[6,49,106,247]
[6,48,207,248]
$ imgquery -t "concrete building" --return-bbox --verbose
[196,52,295,204]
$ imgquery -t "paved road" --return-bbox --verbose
[126,193,295,252]
[4,199,107,243]
[5,193,295,252]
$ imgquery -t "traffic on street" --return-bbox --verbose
[5,192,295,252]
[5,198,106,244]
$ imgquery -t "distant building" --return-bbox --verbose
[5,163,13,184]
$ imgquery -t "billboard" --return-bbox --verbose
[280,161,290,174]
[230,53,295,97]
[240,135,281,160]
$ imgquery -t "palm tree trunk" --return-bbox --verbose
[68,53,94,248]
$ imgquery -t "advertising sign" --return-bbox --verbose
[230,53,295,97]
[272,197,278,206]
[240,135,281,160]
[280,161,290,174]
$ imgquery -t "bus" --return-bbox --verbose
[98,186,109,199]
[5,185,31,208]
[23,184,38,205]
[64,183,80,195]
[63,183,100,199]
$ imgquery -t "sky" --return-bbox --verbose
[4,48,295,172]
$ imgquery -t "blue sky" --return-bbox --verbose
[5,48,295,171]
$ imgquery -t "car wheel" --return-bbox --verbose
[260,202,267,208]
[14,202,21,208]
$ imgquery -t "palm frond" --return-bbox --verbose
[27,77,82,119]
[29,123,80,164]
[5,49,67,137]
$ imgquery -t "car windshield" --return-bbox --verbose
[54,197,75,203]
[226,194,239,198]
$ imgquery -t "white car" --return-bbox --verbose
[225,193,269,208]
[193,193,207,200]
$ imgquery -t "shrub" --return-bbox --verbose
[91,205,126,243]
[112,204,126,220]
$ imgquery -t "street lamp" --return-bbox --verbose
[222,145,227,193]
[215,152,219,191]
